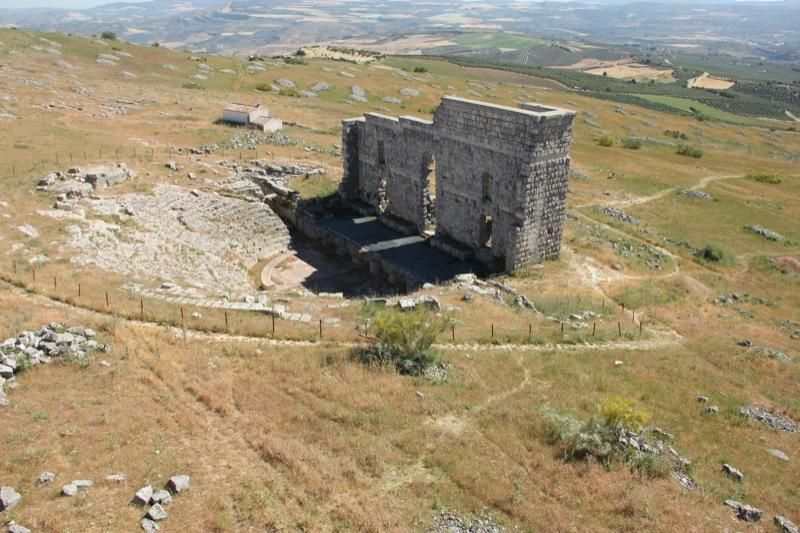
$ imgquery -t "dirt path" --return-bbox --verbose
[575,174,743,210]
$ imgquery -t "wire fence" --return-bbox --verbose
[1,258,652,347]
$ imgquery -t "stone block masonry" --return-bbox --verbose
[340,96,576,273]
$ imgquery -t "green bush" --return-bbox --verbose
[255,82,271,92]
[100,31,117,41]
[676,144,703,158]
[181,82,203,90]
[357,305,451,375]
[697,244,725,262]
[746,171,782,184]
[664,129,689,140]
[278,87,301,97]
[413,66,428,73]
[284,57,307,65]
[622,137,642,150]
[596,135,614,147]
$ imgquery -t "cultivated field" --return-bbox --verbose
[0,28,798,532]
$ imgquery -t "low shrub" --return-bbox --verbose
[746,171,781,184]
[622,137,642,150]
[100,31,117,41]
[278,87,301,97]
[696,244,725,262]
[181,82,203,90]
[664,129,689,140]
[600,396,650,431]
[356,305,451,375]
[596,135,614,147]
[255,82,271,92]
[413,66,428,73]
[676,144,703,158]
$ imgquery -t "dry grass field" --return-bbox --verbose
[0,28,799,531]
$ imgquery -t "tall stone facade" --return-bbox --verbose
[340,96,575,273]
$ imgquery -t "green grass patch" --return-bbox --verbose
[610,279,689,309]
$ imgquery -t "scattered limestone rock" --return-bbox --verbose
[310,81,332,92]
[106,473,126,483]
[167,474,189,493]
[141,518,159,532]
[400,87,420,97]
[147,503,168,521]
[768,448,790,462]
[133,485,153,506]
[348,85,367,103]
[61,483,78,497]
[775,516,799,533]
[8,524,31,533]
[704,405,719,414]
[382,96,402,104]
[151,489,172,506]
[119,71,137,79]
[17,224,39,239]
[725,500,763,522]
[722,463,743,481]
[274,79,295,88]
[36,472,55,486]
[697,395,709,403]
[0,486,21,511]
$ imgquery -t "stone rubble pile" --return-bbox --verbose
[1,324,108,406]
[36,163,136,199]
[725,500,763,522]
[432,510,503,533]
[454,274,536,311]
[600,206,641,225]
[679,189,714,201]
[135,474,190,531]
[616,427,695,490]
[225,130,295,150]
[744,224,788,242]
[740,406,800,433]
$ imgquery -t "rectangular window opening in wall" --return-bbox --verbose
[377,140,386,166]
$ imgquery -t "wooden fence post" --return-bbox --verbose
[224,311,229,331]
[618,322,622,336]
[528,324,532,343]
[592,322,596,336]
[271,314,275,337]
[105,291,109,308]
[140,298,144,320]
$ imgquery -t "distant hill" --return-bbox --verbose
[1,0,799,58]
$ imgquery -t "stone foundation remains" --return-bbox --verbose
[340,96,575,272]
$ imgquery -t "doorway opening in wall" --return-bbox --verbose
[480,214,493,248]
[423,152,437,233]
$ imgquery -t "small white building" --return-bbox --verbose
[222,103,282,132]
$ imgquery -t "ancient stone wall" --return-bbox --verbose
[340,96,575,272]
